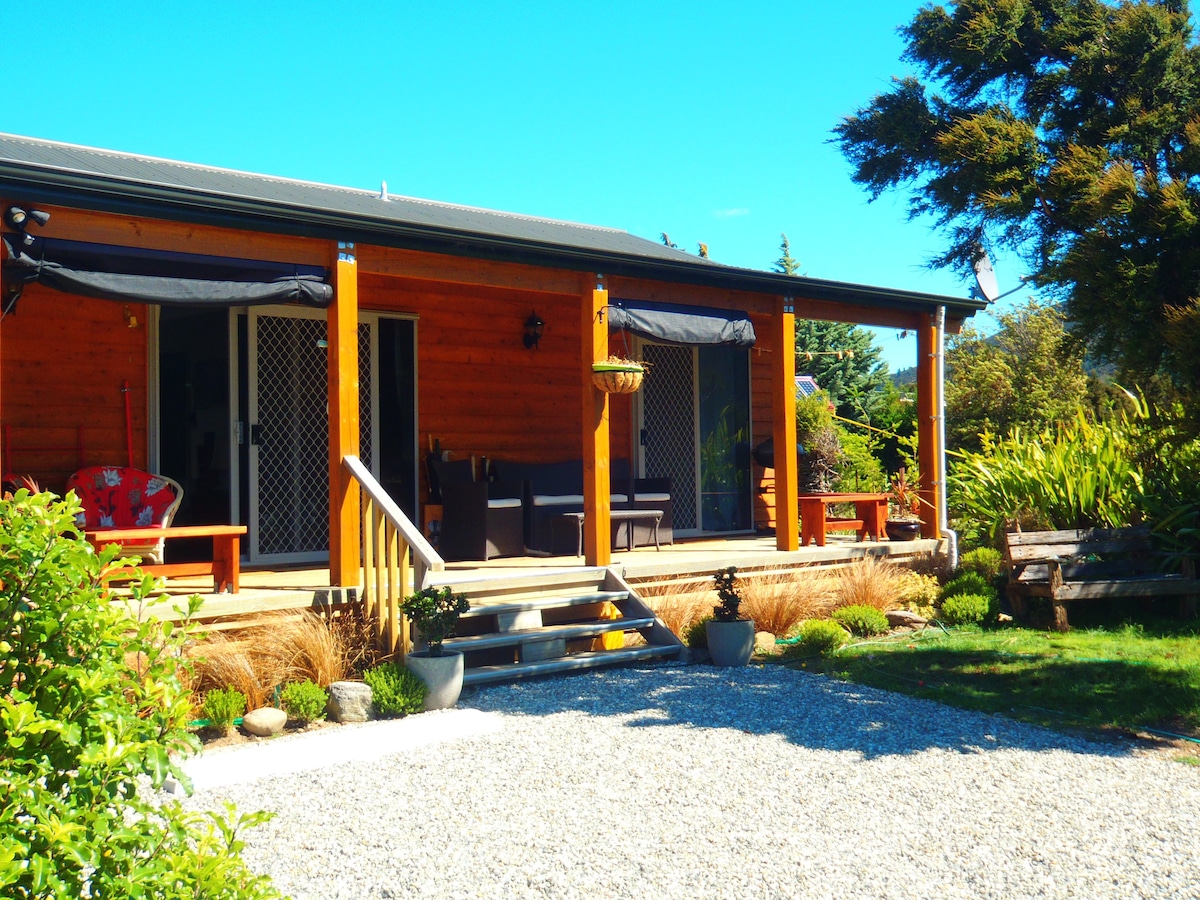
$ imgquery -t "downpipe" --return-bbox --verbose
[936,305,959,571]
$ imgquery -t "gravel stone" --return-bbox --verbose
[181,665,1200,899]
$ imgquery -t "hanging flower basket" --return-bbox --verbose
[591,358,645,394]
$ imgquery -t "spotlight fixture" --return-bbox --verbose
[523,310,545,350]
[4,206,50,246]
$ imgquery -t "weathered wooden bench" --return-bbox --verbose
[1003,526,1199,631]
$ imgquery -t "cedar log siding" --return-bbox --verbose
[0,284,148,489]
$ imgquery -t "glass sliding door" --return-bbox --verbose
[698,346,751,532]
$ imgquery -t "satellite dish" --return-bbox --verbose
[971,247,1000,302]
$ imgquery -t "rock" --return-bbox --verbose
[327,681,374,723]
[754,631,777,654]
[886,609,927,628]
[242,706,287,736]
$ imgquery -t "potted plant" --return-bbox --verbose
[592,355,646,394]
[401,585,471,710]
[704,566,755,667]
[885,466,924,541]
[795,391,841,492]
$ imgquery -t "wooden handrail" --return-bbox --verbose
[342,454,444,658]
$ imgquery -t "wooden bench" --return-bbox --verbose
[798,492,888,547]
[1003,527,1199,632]
[85,524,247,594]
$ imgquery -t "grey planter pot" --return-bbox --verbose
[405,649,465,710]
[705,619,755,668]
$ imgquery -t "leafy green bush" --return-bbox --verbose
[281,680,329,724]
[958,547,1003,582]
[685,615,713,648]
[401,585,470,654]
[831,604,891,637]
[949,408,1148,545]
[203,687,246,731]
[940,592,998,626]
[833,426,887,493]
[897,571,941,615]
[940,571,997,604]
[364,662,427,717]
[784,619,850,656]
[0,490,281,899]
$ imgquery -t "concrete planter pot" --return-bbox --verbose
[705,619,755,667]
[405,649,465,710]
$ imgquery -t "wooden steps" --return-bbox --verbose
[425,567,682,686]
[463,644,680,686]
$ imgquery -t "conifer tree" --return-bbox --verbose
[834,0,1200,401]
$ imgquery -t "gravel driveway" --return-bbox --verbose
[183,664,1200,900]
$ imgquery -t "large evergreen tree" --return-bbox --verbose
[834,0,1200,400]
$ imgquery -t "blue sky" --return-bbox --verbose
[3,0,1034,371]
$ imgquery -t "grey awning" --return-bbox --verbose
[2,235,333,311]
[608,299,756,347]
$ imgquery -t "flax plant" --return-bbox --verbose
[949,407,1148,546]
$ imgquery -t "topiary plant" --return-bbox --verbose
[712,566,745,622]
[203,687,246,732]
[280,680,329,724]
[363,662,427,717]
[401,586,470,655]
[940,592,999,626]
[831,604,891,637]
[0,489,282,899]
[784,619,850,656]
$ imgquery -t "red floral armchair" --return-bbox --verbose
[66,466,184,565]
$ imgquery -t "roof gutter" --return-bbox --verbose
[0,161,987,318]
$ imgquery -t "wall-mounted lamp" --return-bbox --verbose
[4,206,50,246]
[523,310,545,350]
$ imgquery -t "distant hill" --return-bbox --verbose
[891,367,916,386]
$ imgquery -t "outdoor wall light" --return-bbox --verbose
[523,310,545,350]
[4,206,50,246]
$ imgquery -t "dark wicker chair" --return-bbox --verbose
[428,458,525,561]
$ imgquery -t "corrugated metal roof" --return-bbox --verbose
[0,133,713,263]
[0,133,987,318]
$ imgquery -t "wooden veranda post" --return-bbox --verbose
[773,296,799,551]
[915,315,941,539]
[328,241,361,586]
[581,274,611,567]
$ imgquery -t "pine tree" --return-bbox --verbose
[834,0,1200,404]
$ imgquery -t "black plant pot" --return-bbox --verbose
[885,520,922,541]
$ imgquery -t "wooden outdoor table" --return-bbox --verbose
[798,492,888,547]
[84,524,247,593]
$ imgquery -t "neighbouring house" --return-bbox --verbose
[0,133,985,599]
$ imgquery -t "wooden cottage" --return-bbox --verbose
[0,133,985,677]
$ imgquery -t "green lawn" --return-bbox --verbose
[783,612,1200,747]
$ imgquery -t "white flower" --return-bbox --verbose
[102,468,122,487]
[100,513,114,527]
[136,507,155,526]
[146,477,167,496]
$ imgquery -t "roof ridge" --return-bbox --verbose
[0,132,626,236]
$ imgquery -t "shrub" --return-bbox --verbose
[831,604,891,637]
[897,570,941,616]
[364,662,427,717]
[958,547,1004,582]
[401,586,470,654]
[784,619,850,656]
[740,571,835,637]
[834,427,887,493]
[940,592,999,626]
[711,566,744,622]
[940,571,997,603]
[203,687,246,731]
[280,680,329,724]
[833,557,906,612]
[0,490,281,898]
[684,615,713,649]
